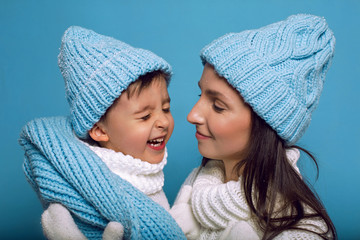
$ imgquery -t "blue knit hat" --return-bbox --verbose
[58,26,172,139]
[200,14,335,145]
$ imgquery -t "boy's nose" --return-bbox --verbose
[187,100,204,125]
[155,113,170,129]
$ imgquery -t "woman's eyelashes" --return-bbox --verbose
[212,102,225,112]
[198,93,226,113]
[163,107,170,113]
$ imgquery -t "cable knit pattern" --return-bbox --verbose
[191,160,256,239]
[19,116,185,240]
[200,14,335,145]
[85,143,166,195]
[190,152,329,239]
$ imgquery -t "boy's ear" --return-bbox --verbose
[88,123,109,142]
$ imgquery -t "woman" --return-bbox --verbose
[170,14,337,240]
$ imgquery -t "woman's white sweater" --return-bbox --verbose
[171,149,330,240]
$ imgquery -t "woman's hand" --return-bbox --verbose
[170,185,200,240]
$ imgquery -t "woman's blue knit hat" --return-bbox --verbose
[200,14,335,145]
[58,26,172,139]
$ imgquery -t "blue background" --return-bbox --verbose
[1,0,359,239]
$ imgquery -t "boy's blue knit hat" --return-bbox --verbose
[58,26,172,139]
[200,14,335,145]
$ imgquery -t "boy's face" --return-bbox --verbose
[95,77,174,164]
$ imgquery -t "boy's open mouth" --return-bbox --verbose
[147,137,165,150]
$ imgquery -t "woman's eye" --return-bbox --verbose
[213,103,225,112]
[141,114,151,120]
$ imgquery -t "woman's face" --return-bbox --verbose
[187,63,252,164]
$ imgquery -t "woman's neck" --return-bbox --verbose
[223,159,243,182]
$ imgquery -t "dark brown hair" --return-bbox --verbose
[125,70,171,99]
[202,109,337,239]
[99,70,170,122]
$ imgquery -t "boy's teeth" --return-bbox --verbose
[148,138,164,146]
[149,138,163,143]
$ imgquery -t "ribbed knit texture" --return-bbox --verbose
[86,142,170,210]
[190,158,328,240]
[58,26,172,139]
[200,14,335,145]
[86,142,167,195]
[19,116,185,240]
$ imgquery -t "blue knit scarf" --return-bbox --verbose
[19,116,185,240]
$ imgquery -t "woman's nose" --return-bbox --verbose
[187,100,204,125]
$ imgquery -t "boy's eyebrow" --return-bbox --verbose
[133,97,171,114]
[134,105,151,114]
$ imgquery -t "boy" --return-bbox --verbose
[19,26,184,239]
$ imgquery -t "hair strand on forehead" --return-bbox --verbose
[125,70,171,99]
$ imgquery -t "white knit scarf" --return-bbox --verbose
[191,148,301,239]
[84,142,166,195]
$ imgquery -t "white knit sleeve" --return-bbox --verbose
[191,160,252,230]
[286,148,301,176]
[273,229,324,240]
[273,211,331,240]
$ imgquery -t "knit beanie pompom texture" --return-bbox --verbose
[58,26,172,139]
[200,14,335,145]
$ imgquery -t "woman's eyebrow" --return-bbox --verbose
[198,81,228,100]
[163,96,171,104]
[205,89,224,98]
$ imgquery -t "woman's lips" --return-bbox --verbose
[195,131,211,140]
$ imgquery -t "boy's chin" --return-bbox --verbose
[142,152,165,164]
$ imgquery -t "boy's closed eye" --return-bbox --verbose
[140,114,151,121]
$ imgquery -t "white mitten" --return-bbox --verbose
[170,185,200,240]
[41,203,87,240]
[220,221,260,240]
[102,221,124,240]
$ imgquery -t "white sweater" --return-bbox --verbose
[87,143,170,211]
[171,149,330,240]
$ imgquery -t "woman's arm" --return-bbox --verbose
[170,168,202,240]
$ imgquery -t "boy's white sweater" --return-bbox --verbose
[87,143,170,211]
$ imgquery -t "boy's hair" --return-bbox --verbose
[58,26,172,139]
[125,70,171,99]
[99,70,170,122]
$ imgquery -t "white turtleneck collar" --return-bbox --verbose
[83,142,167,195]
